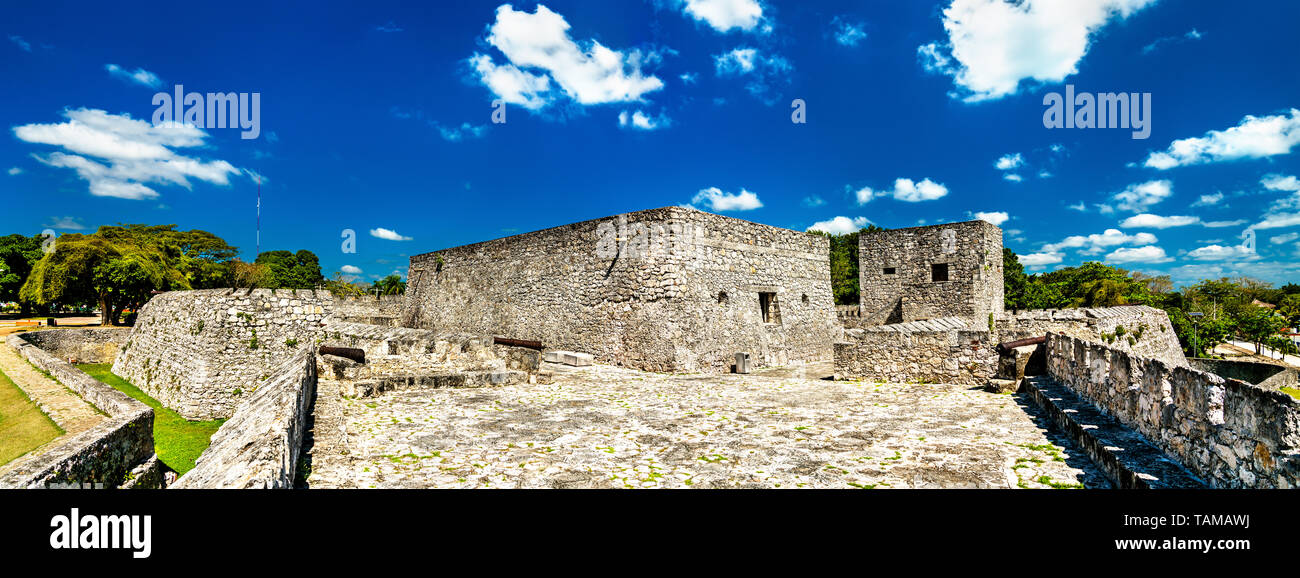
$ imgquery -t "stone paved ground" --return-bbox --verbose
[0,337,106,472]
[307,363,1109,489]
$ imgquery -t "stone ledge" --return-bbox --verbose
[1023,375,1206,489]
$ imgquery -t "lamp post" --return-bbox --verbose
[1188,311,1204,358]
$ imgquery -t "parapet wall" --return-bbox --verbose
[835,321,995,385]
[113,289,332,420]
[334,295,404,326]
[1190,358,1298,390]
[172,347,317,489]
[0,334,153,489]
[1045,332,1299,489]
[999,306,1186,368]
[17,328,131,363]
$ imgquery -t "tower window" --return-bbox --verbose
[883,267,896,275]
[758,292,780,324]
[931,263,949,282]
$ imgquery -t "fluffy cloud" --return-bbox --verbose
[856,178,949,204]
[917,0,1157,102]
[340,265,363,275]
[1111,180,1172,213]
[713,47,791,103]
[1264,174,1300,211]
[1003,173,1023,183]
[370,228,413,241]
[105,64,163,89]
[7,167,20,176]
[434,122,488,142]
[618,109,670,131]
[1269,232,1299,245]
[469,5,665,111]
[973,211,1009,226]
[1106,245,1172,264]
[691,187,763,211]
[43,216,86,230]
[1042,228,1157,255]
[807,216,872,235]
[1118,214,1200,229]
[1143,109,1300,169]
[12,108,240,200]
[679,0,766,33]
[994,153,1024,171]
[830,16,867,47]
[1186,244,1261,262]
[1017,251,1064,268]
[1191,192,1224,207]
[1251,213,1300,230]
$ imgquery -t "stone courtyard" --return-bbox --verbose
[305,361,1109,489]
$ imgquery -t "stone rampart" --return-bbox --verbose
[334,295,404,326]
[1045,332,1299,488]
[172,347,317,489]
[835,320,996,385]
[16,328,131,363]
[113,288,332,420]
[0,334,153,488]
[998,305,1186,367]
[1190,358,1298,390]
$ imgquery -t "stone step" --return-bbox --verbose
[345,370,529,398]
[543,350,593,367]
[985,378,1019,394]
[1022,375,1207,489]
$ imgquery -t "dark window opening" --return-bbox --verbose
[759,292,780,324]
[931,263,949,282]
[883,267,896,275]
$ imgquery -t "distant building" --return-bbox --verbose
[402,207,840,373]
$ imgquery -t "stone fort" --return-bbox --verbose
[2,207,1295,490]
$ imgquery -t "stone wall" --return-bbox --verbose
[997,306,1186,368]
[1190,358,1298,390]
[0,334,153,489]
[403,206,839,372]
[333,295,404,326]
[16,328,131,363]
[835,321,996,385]
[1045,332,1299,489]
[113,289,332,420]
[858,220,1003,326]
[172,348,317,489]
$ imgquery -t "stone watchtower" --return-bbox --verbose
[857,220,1004,326]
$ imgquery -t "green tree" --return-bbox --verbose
[810,224,884,306]
[1003,248,1029,310]
[0,234,47,315]
[372,274,406,295]
[254,250,325,289]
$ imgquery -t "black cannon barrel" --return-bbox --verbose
[319,346,365,364]
[494,337,544,350]
[997,336,1047,353]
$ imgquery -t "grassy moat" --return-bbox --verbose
[78,364,224,474]
[0,367,63,467]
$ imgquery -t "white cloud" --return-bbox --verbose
[995,153,1024,171]
[435,122,488,142]
[917,0,1157,102]
[1118,214,1199,229]
[1141,28,1204,55]
[1003,173,1023,182]
[1018,251,1064,268]
[1068,201,1087,212]
[680,0,766,33]
[8,35,31,52]
[831,16,867,47]
[679,72,698,84]
[1143,109,1300,169]
[691,187,762,211]
[618,109,670,131]
[43,216,86,230]
[1111,180,1172,212]
[12,108,240,200]
[856,178,949,204]
[1186,244,1261,262]
[370,228,413,241]
[105,64,163,89]
[469,5,665,111]
[801,195,826,208]
[340,265,363,275]
[7,167,20,176]
[1191,192,1224,207]
[1269,232,1299,245]
[973,211,1009,226]
[1263,174,1300,192]
[807,216,872,235]
[713,47,791,102]
[1106,245,1172,264]
[1252,213,1300,230]
[1043,228,1157,255]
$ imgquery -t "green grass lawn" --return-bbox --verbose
[0,367,64,467]
[78,364,224,474]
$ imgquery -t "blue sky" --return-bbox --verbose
[2,0,1299,286]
